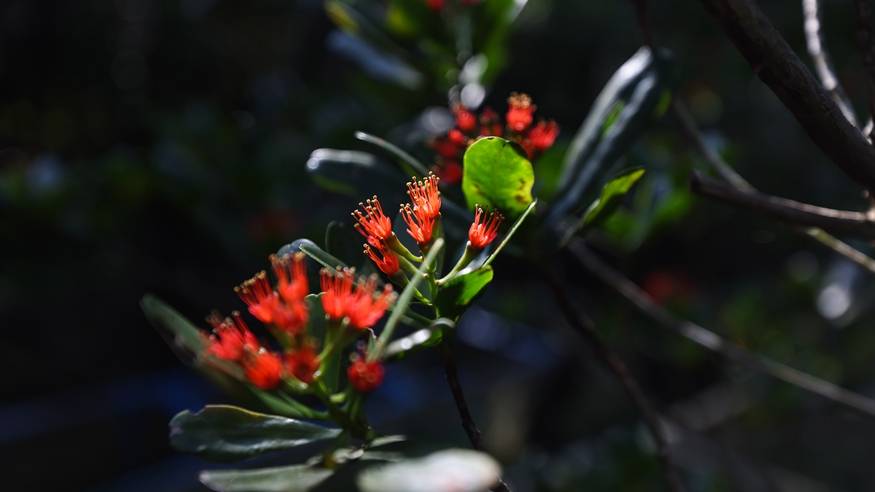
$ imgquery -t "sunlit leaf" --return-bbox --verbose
[462,136,534,217]
[560,168,645,245]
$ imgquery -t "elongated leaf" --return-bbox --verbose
[462,137,534,217]
[357,449,501,492]
[371,239,444,360]
[546,47,673,225]
[434,267,493,319]
[141,294,205,357]
[582,168,645,226]
[201,464,333,492]
[306,148,401,197]
[277,239,347,270]
[560,168,645,246]
[355,131,429,176]
[170,405,340,461]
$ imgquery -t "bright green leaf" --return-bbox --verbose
[200,464,333,492]
[462,136,534,218]
[582,168,645,228]
[170,405,340,461]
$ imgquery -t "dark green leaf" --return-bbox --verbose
[461,136,534,217]
[356,449,501,492]
[170,405,340,461]
[434,267,493,319]
[306,148,401,197]
[201,464,333,492]
[141,294,204,357]
[546,47,674,225]
[277,239,347,271]
[354,131,428,176]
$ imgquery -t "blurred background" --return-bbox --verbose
[4,0,875,490]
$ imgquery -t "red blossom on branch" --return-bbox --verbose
[285,344,320,384]
[347,357,385,392]
[206,311,259,361]
[430,92,559,182]
[243,350,283,389]
[468,206,503,250]
[364,243,400,276]
[352,196,393,243]
[320,268,396,330]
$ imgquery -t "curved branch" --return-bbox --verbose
[672,99,875,275]
[690,171,875,237]
[698,0,875,191]
[802,0,858,127]
[545,271,686,492]
[568,239,875,419]
[439,335,511,492]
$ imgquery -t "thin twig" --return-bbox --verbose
[567,240,875,419]
[690,171,875,237]
[802,0,859,127]
[672,99,875,275]
[697,0,875,192]
[855,0,875,128]
[545,271,686,492]
[439,336,511,492]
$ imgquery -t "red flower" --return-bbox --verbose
[453,104,477,132]
[271,253,308,304]
[319,269,395,330]
[347,357,385,392]
[400,203,436,246]
[348,275,396,330]
[426,0,443,10]
[406,173,442,219]
[468,206,503,250]
[528,120,559,153]
[364,243,400,276]
[235,272,281,324]
[478,107,504,137]
[244,350,283,389]
[506,93,535,132]
[285,345,320,384]
[320,267,355,321]
[206,311,258,361]
[352,196,393,243]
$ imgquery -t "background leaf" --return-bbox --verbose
[545,47,673,226]
[356,449,501,492]
[170,405,340,461]
[200,464,333,492]
[461,136,534,217]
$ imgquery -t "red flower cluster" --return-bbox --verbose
[321,268,396,330]
[355,174,443,275]
[347,356,385,393]
[468,206,503,250]
[431,93,560,183]
[234,254,309,334]
[204,252,392,392]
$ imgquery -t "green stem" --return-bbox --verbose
[437,242,477,285]
[386,234,422,263]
